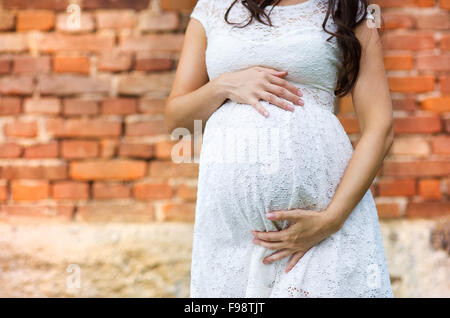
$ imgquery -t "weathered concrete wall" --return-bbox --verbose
[0,220,449,298]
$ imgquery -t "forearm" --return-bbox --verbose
[165,76,227,132]
[324,127,394,232]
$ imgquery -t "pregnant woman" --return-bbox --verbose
[166,0,394,298]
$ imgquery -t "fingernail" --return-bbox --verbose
[298,89,303,97]
[287,105,295,111]
[298,99,304,106]
[263,259,270,265]
[266,212,275,219]
[264,111,269,117]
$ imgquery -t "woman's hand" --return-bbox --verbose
[217,66,304,117]
[251,209,341,273]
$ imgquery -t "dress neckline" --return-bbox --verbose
[267,0,314,10]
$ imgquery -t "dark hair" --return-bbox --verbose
[224,0,369,97]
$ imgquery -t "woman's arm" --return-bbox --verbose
[165,19,225,133]
[323,22,394,229]
[252,23,394,272]
[166,20,304,133]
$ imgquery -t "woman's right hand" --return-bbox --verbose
[216,66,304,118]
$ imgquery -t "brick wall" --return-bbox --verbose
[0,0,448,222]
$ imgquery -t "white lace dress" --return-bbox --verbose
[190,0,393,298]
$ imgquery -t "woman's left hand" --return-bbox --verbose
[251,209,342,273]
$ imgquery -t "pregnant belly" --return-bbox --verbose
[196,100,354,232]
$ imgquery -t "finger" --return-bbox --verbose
[255,66,288,77]
[253,237,288,250]
[269,75,303,97]
[263,249,292,264]
[286,251,306,273]
[260,92,295,112]
[250,99,269,118]
[266,210,298,221]
[265,83,303,107]
[251,229,289,242]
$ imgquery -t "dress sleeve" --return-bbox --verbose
[190,0,211,33]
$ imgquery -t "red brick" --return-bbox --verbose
[24,97,60,114]
[24,142,58,158]
[406,202,450,218]
[76,203,154,223]
[161,0,197,10]
[384,54,414,70]
[96,11,136,29]
[382,33,435,51]
[416,12,450,30]
[135,57,173,72]
[392,96,417,111]
[0,56,12,74]
[11,180,49,201]
[378,178,416,197]
[0,183,7,201]
[177,184,197,201]
[0,164,67,180]
[383,13,415,30]
[432,136,450,155]
[55,12,95,33]
[70,160,147,181]
[53,55,90,74]
[119,34,184,52]
[92,182,131,200]
[388,76,435,93]
[337,115,360,134]
[391,136,430,157]
[99,139,118,158]
[441,0,450,9]
[61,140,99,159]
[38,33,115,53]
[0,143,22,158]
[376,202,403,219]
[416,54,450,72]
[149,161,198,178]
[13,55,51,75]
[373,0,435,8]
[160,203,196,222]
[117,73,174,96]
[118,143,153,159]
[154,140,177,160]
[3,0,70,10]
[440,76,450,95]
[421,97,450,113]
[97,52,132,72]
[82,0,149,9]
[418,179,442,200]
[139,12,179,31]
[382,161,450,177]
[63,99,99,116]
[52,181,90,200]
[126,119,167,136]
[139,99,166,114]
[0,76,34,95]
[38,75,110,95]
[46,118,122,138]
[393,115,442,134]
[0,34,27,53]
[17,10,55,31]
[1,204,74,220]
[0,97,21,115]
[4,120,37,138]
[101,98,137,115]
[0,11,15,31]
[133,183,174,200]
[441,34,450,51]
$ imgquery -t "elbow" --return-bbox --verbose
[382,119,394,153]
